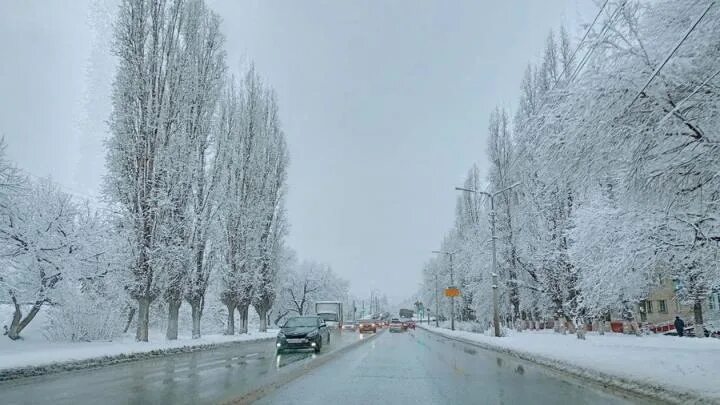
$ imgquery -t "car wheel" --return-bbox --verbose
[327,334,330,344]
[314,339,322,353]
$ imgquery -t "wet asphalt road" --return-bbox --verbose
[258,327,656,405]
[0,329,367,405]
[0,327,657,404]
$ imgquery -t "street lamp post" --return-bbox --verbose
[432,250,456,331]
[456,182,520,337]
[492,272,500,337]
[434,274,440,327]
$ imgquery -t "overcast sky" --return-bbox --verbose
[0,0,596,302]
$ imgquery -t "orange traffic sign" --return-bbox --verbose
[444,287,460,297]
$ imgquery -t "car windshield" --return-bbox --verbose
[283,317,317,328]
[3,2,709,404]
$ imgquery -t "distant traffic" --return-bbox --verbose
[276,309,419,354]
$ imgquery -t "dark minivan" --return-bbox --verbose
[276,316,330,354]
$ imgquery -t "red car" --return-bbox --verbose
[406,320,416,329]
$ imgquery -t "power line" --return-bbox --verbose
[548,0,610,95]
[626,1,716,110]
[657,66,720,127]
[508,1,626,175]
[568,0,627,84]
[506,0,715,192]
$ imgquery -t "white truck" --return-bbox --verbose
[315,301,343,329]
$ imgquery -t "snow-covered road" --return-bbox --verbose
[258,328,657,405]
[0,329,366,405]
[0,328,663,404]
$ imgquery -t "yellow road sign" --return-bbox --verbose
[444,287,460,297]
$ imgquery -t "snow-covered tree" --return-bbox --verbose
[276,260,348,321]
[419,1,720,338]
[105,0,191,341]
[217,67,290,334]
[174,0,227,340]
[1,179,84,339]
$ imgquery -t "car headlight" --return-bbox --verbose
[307,330,318,338]
[277,332,285,339]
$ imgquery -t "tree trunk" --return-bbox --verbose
[694,301,704,338]
[123,306,136,334]
[166,300,181,340]
[630,320,640,336]
[136,297,151,342]
[243,306,250,333]
[6,298,42,340]
[238,305,249,334]
[566,317,576,334]
[257,307,267,332]
[225,302,236,335]
[576,322,587,340]
[553,318,562,333]
[191,299,202,339]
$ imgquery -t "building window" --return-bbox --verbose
[646,300,653,313]
[659,300,667,313]
[710,296,716,310]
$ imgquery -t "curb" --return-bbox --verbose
[418,325,717,405]
[225,330,384,404]
[0,336,275,382]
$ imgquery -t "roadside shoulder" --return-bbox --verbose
[0,333,276,382]
[418,324,719,405]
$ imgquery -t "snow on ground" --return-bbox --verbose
[420,323,720,401]
[0,329,278,371]
[0,303,277,372]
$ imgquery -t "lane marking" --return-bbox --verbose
[224,330,386,405]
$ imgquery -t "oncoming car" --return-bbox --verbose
[342,320,358,331]
[276,316,330,354]
[358,319,377,333]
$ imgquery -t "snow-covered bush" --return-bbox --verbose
[44,295,125,342]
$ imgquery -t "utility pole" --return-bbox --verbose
[449,253,455,331]
[370,291,374,315]
[456,182,520,337]
[432,250,456,330]
[490,197,501,338]
[492,272,500,338]
[434,273,439,327]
